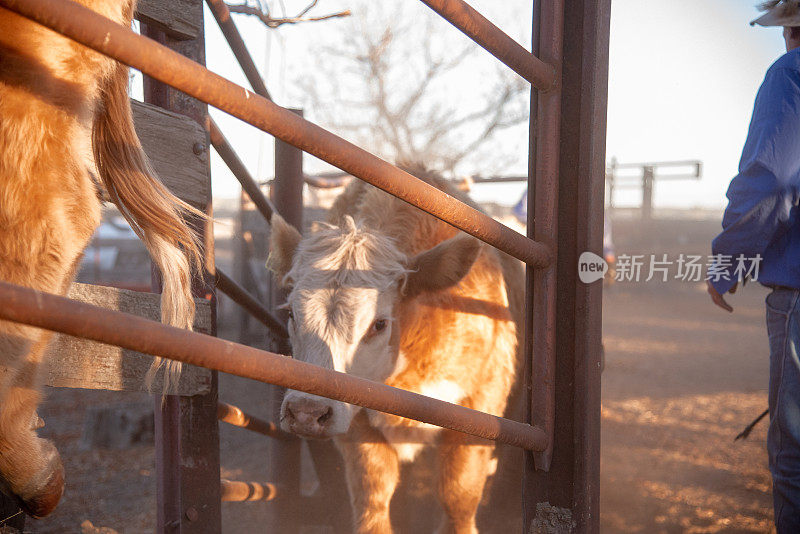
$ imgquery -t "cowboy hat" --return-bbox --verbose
[751,1,800,27]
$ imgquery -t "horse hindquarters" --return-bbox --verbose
[1,0,196,514]
[0,9,106,516]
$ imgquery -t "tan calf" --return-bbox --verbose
[269,170,524,533]
[0,1,199,517]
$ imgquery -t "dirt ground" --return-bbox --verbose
[601,279,773,533]
[4,214,778,533]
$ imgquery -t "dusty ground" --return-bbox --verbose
[3,214,778,533]
[601,279,773,533]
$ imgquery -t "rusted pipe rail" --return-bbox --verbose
[213,269,288,339]
[303,174,351,189]
[218,402,293,440]
[418,0,555,90]
[205,0,271,100]
[207,117,275,224]
[0,281,548,451]
[220,479,277,502]
[529,0,564,471]
[470,175,527,184]
[0,0,552,268]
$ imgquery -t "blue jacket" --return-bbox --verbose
[711,47,800,294]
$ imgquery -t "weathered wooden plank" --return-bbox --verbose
[131,100,209,210]
[45,283,212,395]
[135,0,200,40]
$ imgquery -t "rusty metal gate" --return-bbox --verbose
[0,0,610,531]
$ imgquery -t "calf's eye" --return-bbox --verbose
[373,319,387,333]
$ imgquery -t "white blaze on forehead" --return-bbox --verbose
[285,216,409,291]
[297,286,380,345]
[284,217,406,376]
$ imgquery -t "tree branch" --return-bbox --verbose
[226,1,350,28]
[294,3,528,173]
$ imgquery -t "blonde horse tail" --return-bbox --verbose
[92,61,202,394]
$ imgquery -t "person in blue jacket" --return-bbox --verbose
[708,2,800,530]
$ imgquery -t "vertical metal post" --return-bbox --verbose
[236,190,251,344]
[529,0,564,473]
[524,0,610,532]
[268,108,304,531]
[607,157,617,214]
[272,108,304,231]
[142,2,222,532]
[642,166,654,220]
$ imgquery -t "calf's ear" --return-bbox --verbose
[404,233,481,299]
[267,213,302,286]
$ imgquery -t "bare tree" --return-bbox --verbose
[226,0,350,28]
[293,3,529,175]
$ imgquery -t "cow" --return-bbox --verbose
[268,169,524,534]
[0,0,199,517]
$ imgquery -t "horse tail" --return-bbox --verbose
[92,60,203,394]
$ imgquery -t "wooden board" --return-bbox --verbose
[45,283,212,396]
[135,0,200,40]
[132,100,210,210]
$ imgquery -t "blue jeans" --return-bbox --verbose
[767,288,800,533]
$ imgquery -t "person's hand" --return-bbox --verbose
[707,280,734,313]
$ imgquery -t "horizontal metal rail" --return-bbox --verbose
[0,281,548,451]
[213,269,288,339]
[204,0,271,100]
[611,159,703,170]
[303,173,350,189]
[220,479,277,502]
[470,175,527,184]
[641,173,702,181]
[0,0,552,268]
[418,0,555,90]
[207,117,275,224]
[218,402,293,440]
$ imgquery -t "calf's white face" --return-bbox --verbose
[268,214,481,439]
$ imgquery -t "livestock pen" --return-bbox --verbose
[0,0,610,531]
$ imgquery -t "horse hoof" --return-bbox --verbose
[18,457,64,519]
[0,444,65,519]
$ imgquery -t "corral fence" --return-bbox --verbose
[0,0,610,532]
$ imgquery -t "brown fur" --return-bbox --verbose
[0,1,199,517]
[301,170,524,533]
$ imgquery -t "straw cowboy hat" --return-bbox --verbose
[752,1,800,26]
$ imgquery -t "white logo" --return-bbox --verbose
[578,252,608,284]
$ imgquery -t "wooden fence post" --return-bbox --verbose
[141,1,222,532]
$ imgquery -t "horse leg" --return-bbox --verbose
[0,1,117,519]
[0,331,64,519]
[436,430,495,534]
[0,135,100,519]
[0,209,97,518]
